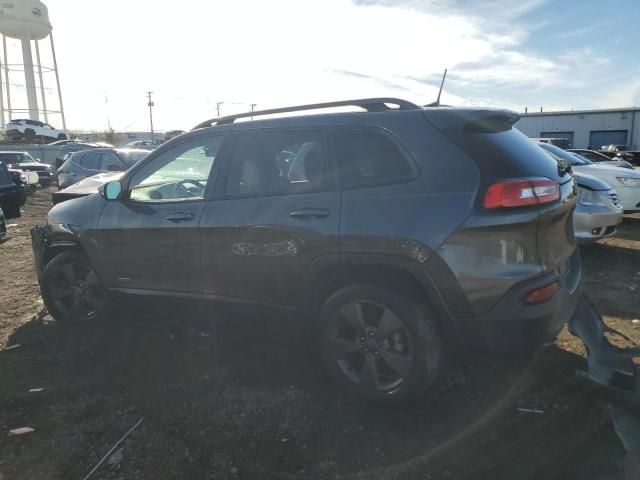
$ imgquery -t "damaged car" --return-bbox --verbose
[33,98,596,404]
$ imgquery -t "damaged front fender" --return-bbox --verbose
[569,297,640,394]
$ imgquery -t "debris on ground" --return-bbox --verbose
[81,418,143,480]
[9,427,35,435]
[1,344,21,352]
[107,447,124,467]
[517,407,544,414]
[29,388,44,393]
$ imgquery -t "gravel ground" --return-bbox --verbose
[1,188,639,480]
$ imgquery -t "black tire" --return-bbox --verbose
[2,200,21,218]
[57,133,67,140]
[24,128,35,141]
[40,251,109,325]
[318,285,443,405]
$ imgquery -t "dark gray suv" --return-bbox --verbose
[31,98,582,403]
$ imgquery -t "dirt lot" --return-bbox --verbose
[1,188,639,480]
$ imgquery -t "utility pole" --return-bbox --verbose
[216,101,224,118]
[147,91,155,142]
[250,103,257,120]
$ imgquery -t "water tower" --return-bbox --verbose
[0,0,66,130]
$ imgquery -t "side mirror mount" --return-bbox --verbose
[100,180,123,200]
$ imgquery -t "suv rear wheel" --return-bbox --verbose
[319,285,443,404]
[41,252,109,324]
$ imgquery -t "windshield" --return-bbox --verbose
[119,150,149,167]
[537,142,590,166]
[568,152,593,166]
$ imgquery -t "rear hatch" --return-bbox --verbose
[424,108,578,312]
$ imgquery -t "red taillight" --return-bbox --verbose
[523,282,559,305]
[483,178,559,209]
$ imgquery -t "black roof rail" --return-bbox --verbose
[192,97,420,130]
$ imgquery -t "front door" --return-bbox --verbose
[200,128,340,307]
[96,135,225,294]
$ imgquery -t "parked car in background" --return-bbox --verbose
[0,159,26,217]
[571,173,623,242]
[0,151,54,186]
[567,149,635,170]
[5,119,67,143]
[598,144,640,165]
[54,142,103,169]
[32,98,583,404]
[537,142,640,212]
[125,140,156,150]
[7,166,38,193]
[530,137,573,149]
[0,206,6,240]
[57,148,148,189]
[52,171,124,205]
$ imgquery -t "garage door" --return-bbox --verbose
[589,130,627,149]
[541,131,574,147]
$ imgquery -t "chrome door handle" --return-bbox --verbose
[289,208,331,219]
[165,211,195,222]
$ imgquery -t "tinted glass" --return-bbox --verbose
[120,150,148,167]
[99,152,123,171]
[226,129,331,197]
[80,152,101,170]
[129,137,223,202]
[333,129,414,188]
[0,153,20,163]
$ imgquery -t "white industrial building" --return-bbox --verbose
[515,107,640,149]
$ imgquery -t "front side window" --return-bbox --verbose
[333,128,415,189]
[129,136,223,202]
[226,129,331,197]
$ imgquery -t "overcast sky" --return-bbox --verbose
[5,0,639,132]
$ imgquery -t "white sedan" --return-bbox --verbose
[538,142,640,212]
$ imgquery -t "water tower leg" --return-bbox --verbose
[21,38,39,121]
[0,38,5,129]
[3,35,12,121]
[35,40,48,123]
[49,33,66,132]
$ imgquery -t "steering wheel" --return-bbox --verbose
[172,179,205,198]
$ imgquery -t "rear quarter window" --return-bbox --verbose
[333,128,416,189]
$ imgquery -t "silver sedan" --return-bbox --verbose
[573,172,623,242]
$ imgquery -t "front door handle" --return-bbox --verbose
[289,208,331,219]
[165,211,195,222]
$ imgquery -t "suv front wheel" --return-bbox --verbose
[319,285,443,404]
[40,252,109,324]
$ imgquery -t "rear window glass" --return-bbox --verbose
[333,129,414,188]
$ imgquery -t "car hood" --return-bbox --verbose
[578,164,640,177]
[62,171,124,195]
[573,172,612,191]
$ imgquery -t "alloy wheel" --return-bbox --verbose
[326,300,414,392]
[48,262,105,321]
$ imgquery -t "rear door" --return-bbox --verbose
[200,128,340,307]
[96,135,225,293]
[77,151,102,181]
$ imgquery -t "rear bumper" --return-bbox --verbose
[458,248,582,355]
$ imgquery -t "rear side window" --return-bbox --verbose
[79,152,101,170]
[226,129,332,197]
[333,128,415,189]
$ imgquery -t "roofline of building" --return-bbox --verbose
[520,107,640,117]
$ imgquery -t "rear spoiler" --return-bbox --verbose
[423,108,520,136]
